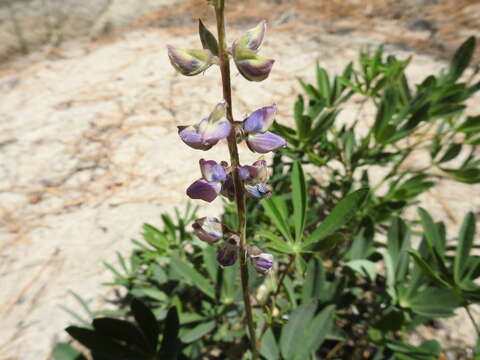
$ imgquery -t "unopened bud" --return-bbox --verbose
[233,47,274,82]
[167,46,214,76]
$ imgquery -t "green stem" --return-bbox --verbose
[465,305,480,339]
[214,2,259,358]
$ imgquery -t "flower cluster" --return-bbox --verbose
[168,20,283,274]
[168,20,274,81]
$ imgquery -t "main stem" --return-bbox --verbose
[214,1,259,358]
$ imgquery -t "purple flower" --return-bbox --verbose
[242,105,286,153]
[239,157,269,184]
[167,46,214,76]
[247,246,274,275]
[246,132,286,153]
[192,217,223,243]
[217,235,239,267]
[178,103,232,150]
[186,159,227,202]
[245,183,271,199]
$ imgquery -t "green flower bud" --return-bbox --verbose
[234,20,267,52]
[167,46,214,76]
[232,47,274,82]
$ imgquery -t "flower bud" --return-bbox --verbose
[167,46,214,76]
[233,20,267,52]
[192,217,223,243]
[217,235,239,267]
[246,131,286,154]
[243,105,277,134]
[233,47,274,82]
[247,246,274,275]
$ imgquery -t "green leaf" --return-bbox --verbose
[293,305,335,360]
[260,328,280,360]
[258,230,295,254]
[262,196,294,243]
[169,256,215,299]
[92,318,151,353]
[280,301,317,359]
[417,207,445,257]
[180,320,216,343]
[448,36,476,82]
[387,217,410,281]
[438,143,462,163]
[52,342,85,360]
[316,63,331,104]
[198,19,219,56]
[457,115,480,134]
[301,259,325,303]
[294,95,308,138]
[131,299,160,351]
[292,162,307,243]
[407,250,449,288]
[454,212,476,283]
[345,259,377,282]
[159,307,181,360]
[65,327,139,358]
[441,167,480,184]
[407,287,461,318]
[304,188,369,248]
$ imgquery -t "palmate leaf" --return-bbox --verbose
[169,256,215,299]
[303,188,369,251]
[262,196,294,243]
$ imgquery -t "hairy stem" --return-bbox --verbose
[214,1,259,358]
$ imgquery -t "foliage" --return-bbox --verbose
[58,37,480,359]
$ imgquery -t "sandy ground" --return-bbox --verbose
[0,2,480,359]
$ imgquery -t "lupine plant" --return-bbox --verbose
[168,1,286,356]
[58,5,480,359]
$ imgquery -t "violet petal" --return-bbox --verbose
[246,131,286,153]
[186,179,221,202]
